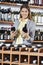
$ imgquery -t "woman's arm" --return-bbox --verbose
[27,21,36,43]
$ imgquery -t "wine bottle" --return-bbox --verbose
[5,0,10,2]
[4,55,10,61]
[0,43,3,50]
[7,12,12,21]
[5,44,11,50]
[0,33,1,39]
[11,27,16,31]
[42,0,43,5]
[33,48,38,52]
[14,0,20,3]
[0,7,2,20]
[22,24,27,33]
[14,46,19,51]
[14,56,19,62]
[0,43,5,50]
[41,60,43,64]
[42,35,43,40]
[21,47,28,51]
[39,0,42,5]
[1,8,5,21]
[24,58,27,63]
[1,33,3,40]
[34,0,39,5]
[4,9,9,21]
[33,59,37,64]
[3,31,8,40]
[29,0,34,5]
[20,0,29,4]
[38,29,41,40]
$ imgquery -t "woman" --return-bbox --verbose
[10,4,36,45]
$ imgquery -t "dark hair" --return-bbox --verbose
[20,4,31,20]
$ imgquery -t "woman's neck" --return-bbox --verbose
[20,18,28,22]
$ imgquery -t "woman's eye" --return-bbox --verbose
[22,11,24,12]
[22,11,27,13]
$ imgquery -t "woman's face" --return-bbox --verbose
[20,8,29,19]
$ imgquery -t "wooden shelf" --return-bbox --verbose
[0,40,13,43]
[0,20,14,25]
[0,40,43,43]
[29,64,38,65]
[3,61,10,64]
[0,2,22,6]
[29,5,43,9]
[20,63,28,65]
[36,23,43,26]
[0,2,43,9]
[11,62,19,64]
[33,41,43,43]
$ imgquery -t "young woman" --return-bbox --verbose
[10,4,36,45]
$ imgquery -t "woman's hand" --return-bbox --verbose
[10,31,17,39]
[21,31,30,40]
[25,33,30,40]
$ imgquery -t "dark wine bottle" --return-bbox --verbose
[0,7,2,20]
[4,55,10,61]
[41,60,43,64]
[1,8,5,20]
[11,27,16,31]
[5,44,11,50]
[0,43,3,50]
[33,47,38,52]
[24,58,27,63]
[3,31,8,40]
[21,47,28,51]
[20,0,28,4]
[0,43,5,50]
[14,0,20,3]
[14,46,19,51]
[22,24,27,33]
[33,59,37,64]
[38,29,41,40]
[14,55,19,62]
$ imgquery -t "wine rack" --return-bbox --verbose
[0,46,43,65]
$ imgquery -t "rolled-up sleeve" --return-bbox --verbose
[27,21,36,43]
[23,21,36,45]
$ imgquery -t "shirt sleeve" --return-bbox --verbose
[27,21,36,43]
[13,19,19,30]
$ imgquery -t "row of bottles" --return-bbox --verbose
[1,53,43,64]
[0,27,11,31]
[0,0,29,4]
[31,12,43,23]
[34,30,43,41]
[0,7,20,22]
[0,43,43,65]
[0,64,19,65]
[0,42,43,52]
[29,0,43,5]
[0,30,10,40]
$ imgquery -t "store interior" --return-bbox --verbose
[0,0,43,65]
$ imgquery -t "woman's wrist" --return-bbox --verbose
[25,35,30,40]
